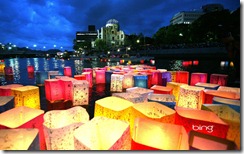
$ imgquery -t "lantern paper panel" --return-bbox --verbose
[169,71,176,82]
[72,80,89,106]
[105,71,113,85]
[189,131,237,150]
[131,118,189,150]
[130,102,176,134]
[190,73,208,86]
[4,66,13,75]
[0,128,40,150]
[126,87,153,102]
[210,74,228,86]
[162,71,172,86]
[82,72,93,88]
[177,85,205,109]
[145,72,152,88]
[217,86,240,94]
[110,74,124,92]
[44,79,64,102]
[166,82,187,103]
[195,82,220,90]
[175,71,189,84]
[174,107,229,139]
[35,71,48,85]
[11,85,40,109]
[74,116,131,150]
[122,73,134,89]
[150,85,173,94]
[63,66,72,77]
[59,78,76,101]
[212,96,240,113]
[43,106,89,150]
[94,96,134,123]
[201,104,240,149]
[48,71,60,79]
[203,89,240,104]
[151,70,162,86]
[0,84,23,96]
[112,92,146,103]
[0,106,46,150]
[133,75,148,88]
[0,63,5,75]
[27,65,34,73]
[0,96,14,113]
[95,70,106,84]
[46,100,73,111]
[74,74,86,80]
[147,93,176,110]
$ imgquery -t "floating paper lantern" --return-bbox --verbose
[0,106,46,150]
[176,71,189,84]
[45,79,64,102]
[74,116,131,150]
[112,92,146,103]
[190,73,207,86]
[126,87,153,102]
[201,104,240,149]
[217,86,240,94]
[105,70,113,85]
[60,78,76,101]
[130,102,176,134]
[72,80,89,106]
[95,70,105,84]
[145,72,152,88]
[0,84,23,96]
[195,82,220,90]
[110,74,124,92]
[162,71,171,86]
[166,82,187,103]
[74,74,86,80]
[131,118,189,150]
[151,70,162,86]
[43,106,89,150]
[193,60,199,65]
[82,72,93,88]
[189,131,236,150]
[123,73,134,89]
[169,71,176,82]
[0,128,40,150]
[212,96,240,113]
[178,85,205,109]
[35,71,48,85]
[94,96,134,123]
[150,85,173,94]
[174,107,229,139]
[63,66,72,77]
[0,63,5,74]
[210,74,228,86]
[27,72,34,79]
[4,66,13,75]
[133,75,148,88]
[4,74,14,81]
[27,65,34,73]
[203,89,240,104]
[11,85,40,109]
[147,93,176,110]
[0,96,14,113]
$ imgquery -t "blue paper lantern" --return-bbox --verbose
[133,75,148,88]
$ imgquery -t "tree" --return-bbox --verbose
[94,39,108,53]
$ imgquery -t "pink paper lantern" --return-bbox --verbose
[4,66,13,75]
[176,71,189,84]
[63,66,72,77]
[210,74,228,86]
[0,84,23,96]
[190,73,208,86]
[82,72,93,87]
[44,79,64,102]
[27,65,34,73]
[59,78,76,101]
[151,70,162,86]
[95,70,105,84]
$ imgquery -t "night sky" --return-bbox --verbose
[0,0,240,51]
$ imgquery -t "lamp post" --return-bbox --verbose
[126,47,130,55]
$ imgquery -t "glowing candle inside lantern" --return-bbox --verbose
[190,73,208,86]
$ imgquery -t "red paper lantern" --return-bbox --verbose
[95,70,105,84]
[63,66,72,77]
[150,85,173,94]
[176,71,189,84]
[4,66,13,75]
[210,74,228,86]
[193,60,199,65]
[0,84,23,96]
[190,73,208,86]
[44,79,64,102]
[27,65,34,73]
[151,70,162,86]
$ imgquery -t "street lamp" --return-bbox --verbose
[126,47,130,55]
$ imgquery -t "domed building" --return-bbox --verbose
[97,19,125,48]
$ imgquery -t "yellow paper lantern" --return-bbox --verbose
[166,82,187,103]
[178,85,205,109]
[43,106,89,150]
[0,63,5,75]
[94,96,134,123]
[11,85,40,109]
[74,116,131,150]
[131,118,189,150]
[72,80,89,106]
[0,128,40,150]
[201,104,240,149]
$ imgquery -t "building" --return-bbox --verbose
[170,3,225,25]
[76,25,97,49]
[97,19,125,48]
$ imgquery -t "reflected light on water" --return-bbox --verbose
[34,58,39,71]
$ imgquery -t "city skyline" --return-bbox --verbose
[0,0,240,51]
